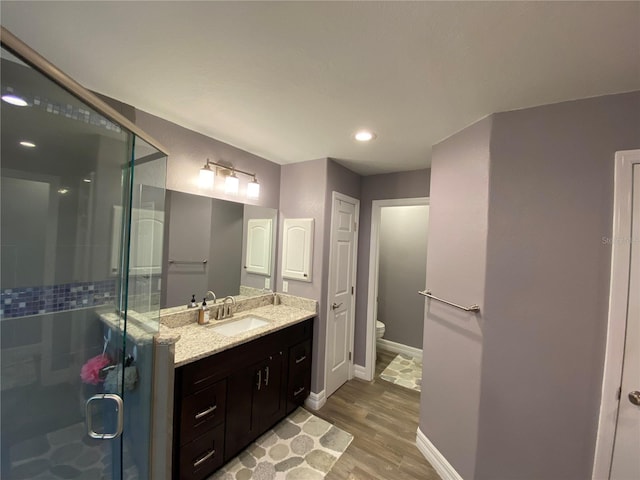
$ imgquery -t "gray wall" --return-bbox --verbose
[421,117,492,480]
[276,158,361,395]
[1,177,50,287]
[163,190,212,308]
[378,205,429,348]
[277,158,328,392]
[354,169,430,365]
[420,91,640,480]
[476,91,640,480]
[208,199,243,298]
[134,109,281,210]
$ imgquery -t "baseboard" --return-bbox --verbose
[353,364,371,381]
[416,427,463,480]
[377,338,423,360]
[304,389,326,411]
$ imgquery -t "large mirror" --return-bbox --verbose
[161,190,277,309]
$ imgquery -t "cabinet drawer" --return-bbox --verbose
[287,370,311,412]
[179,423,225,480]
[287,318,313,343]
[181,379,226,446]
[289,340,311,375]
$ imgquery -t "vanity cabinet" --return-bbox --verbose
[173,318,313,480]
[225,349,285,459]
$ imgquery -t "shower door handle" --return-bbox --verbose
[85,394,124,439]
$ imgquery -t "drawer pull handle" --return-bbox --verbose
[294,386,305,396]
[193,449,215,468]
[256,369,261,391]
[265,366,270,386]
[295,355,307,364]
[194,405,217,420]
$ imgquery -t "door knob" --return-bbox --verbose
[629,391,640,406]
[332,302,342,310]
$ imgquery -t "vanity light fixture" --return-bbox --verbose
[199,158,215,189]
[19,140,36,148]
[354,130,376,142]
[2,93,28,107]
[198,158,260,199]
[247,175,260,199]
[225,169,239,195]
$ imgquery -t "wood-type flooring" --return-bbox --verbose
[314,350,440,480]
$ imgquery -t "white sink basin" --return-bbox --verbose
[210,316,269,337]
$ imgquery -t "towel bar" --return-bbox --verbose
[418,290,480,313]
[168,259,208,265]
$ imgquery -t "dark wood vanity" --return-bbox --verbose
[172,318,313,480]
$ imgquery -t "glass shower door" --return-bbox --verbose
[0,42,166,480]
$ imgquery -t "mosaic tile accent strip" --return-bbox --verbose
[1,279,116,319]
[212,407,353,480]
[7,421,138,480]
[380,354,423,392]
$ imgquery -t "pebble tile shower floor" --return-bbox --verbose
[8,422,138,480]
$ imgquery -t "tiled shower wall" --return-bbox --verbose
[1,279,116,319]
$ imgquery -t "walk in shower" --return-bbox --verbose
[1,29,167,479]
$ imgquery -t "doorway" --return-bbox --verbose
[593,149,640,479]
[363,198,429,381]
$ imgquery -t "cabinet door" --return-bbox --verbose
[225,359,262,461]
[282,218,314,282]
[245,218,272,275]
[254,350,286,432]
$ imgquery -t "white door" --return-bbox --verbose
[610,164,640,479]
[325,193,358,398]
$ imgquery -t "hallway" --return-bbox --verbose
[315,351,439,480]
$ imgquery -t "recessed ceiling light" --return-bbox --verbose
[2,94,28,107]
[354,130,376,142]
[57,188,69,195]
[19,141,36,148]
[83,178,92,183]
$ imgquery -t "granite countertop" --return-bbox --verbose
[163,301,316,368]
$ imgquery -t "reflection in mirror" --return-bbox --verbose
[162,190,277,309]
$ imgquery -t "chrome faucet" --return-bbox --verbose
[206,290,217,304]
[221,296,236,319]
[262,288,279,305]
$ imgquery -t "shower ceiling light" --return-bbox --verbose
[19,141,36,148]
[2,94,28,107]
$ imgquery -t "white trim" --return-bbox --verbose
[593,149,640,480]
[416,427,463,480]
[353,364,371,381]
[304,390,326,411]
[365,197,430,381]
[377,338,423,361]
[324,192,360,398]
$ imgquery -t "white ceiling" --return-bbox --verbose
[2,1,639,175]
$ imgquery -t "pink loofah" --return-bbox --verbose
[80,354,111,385]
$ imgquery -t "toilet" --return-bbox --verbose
[376,320,385,340]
